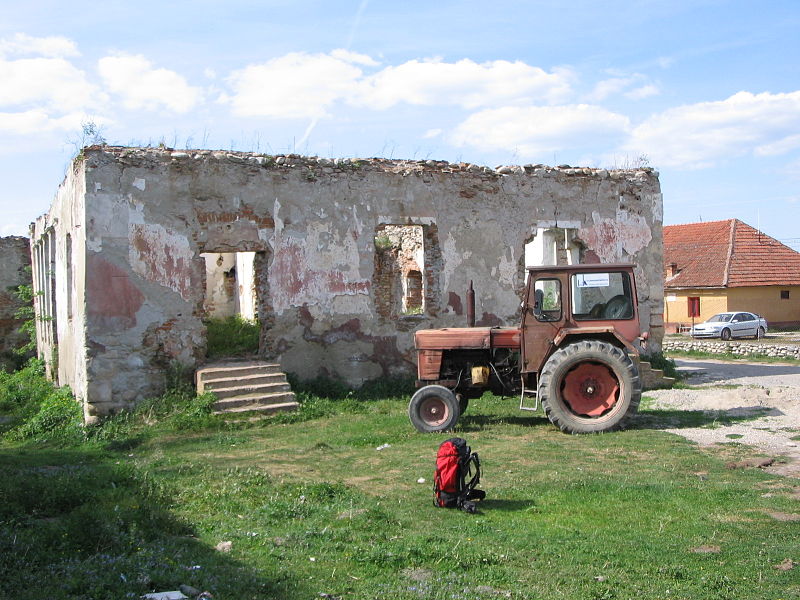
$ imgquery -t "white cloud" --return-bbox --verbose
[588,74,659,102]
[625,84,659,100]
[423,128,442,139]
[330,48,379,66]
[0,33,79,58]
[0,109,90,135]
[450,105,630,156]
[627,91,800,168]
[223,51,364,119]
[588,77,632,101]
[98,54,201,113]
[1,222,30,237]
[0,57,100,111]
[221,53,574,120]
[357,59,573,109]
[657,56,674,69]
[755,133,800,156]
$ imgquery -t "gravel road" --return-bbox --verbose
[643,358,800,478]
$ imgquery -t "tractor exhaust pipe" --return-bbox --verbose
[467,280,475,327]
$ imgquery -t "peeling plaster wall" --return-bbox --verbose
[40,148,664,417]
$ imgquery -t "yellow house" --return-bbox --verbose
[663,219,800,332]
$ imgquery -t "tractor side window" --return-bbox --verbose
[572,272,634,320]
[533,278,561,321]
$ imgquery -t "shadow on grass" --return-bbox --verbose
[458,404,776,434]
[479,499,537,512]
[0,446,294,600]
[634,406,778,430]
[457,413,549,431]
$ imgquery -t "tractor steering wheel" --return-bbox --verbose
[603,295,632,319]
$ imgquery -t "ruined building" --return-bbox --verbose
[0,236,32,370]
[31,147,664,421]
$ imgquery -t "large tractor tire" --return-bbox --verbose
[409,385,460,433]
[538,340,641,434]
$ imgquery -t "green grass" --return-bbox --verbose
[666,348,799,364]
[0,376,798,599]
[204,315,260,358]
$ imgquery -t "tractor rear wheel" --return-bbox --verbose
[409,385,460,433]
[538,340,641,434]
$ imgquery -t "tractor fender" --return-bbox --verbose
[552,327,639,355]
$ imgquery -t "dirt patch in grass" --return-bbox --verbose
[764,511,800,522]
[645,358,800,478]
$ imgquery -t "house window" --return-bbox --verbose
[688,297,700,318]
[781,290,790,300]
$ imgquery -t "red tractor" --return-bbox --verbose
[410,264,647,434]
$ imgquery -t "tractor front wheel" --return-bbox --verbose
[538,340,641,434]
[409,385,460,433]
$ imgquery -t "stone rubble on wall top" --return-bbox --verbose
[84,145,659,182]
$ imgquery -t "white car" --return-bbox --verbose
[690,312,768,340]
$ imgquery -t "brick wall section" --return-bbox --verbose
[0,236,32,368]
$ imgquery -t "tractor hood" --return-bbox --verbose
[415,327,521,351]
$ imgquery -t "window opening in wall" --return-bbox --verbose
[525,227,582,268]
[373,224,426,318]
[688,297,700,318]
[65,233,73,320]
[781,290,790,300]
[404,270,423,314]
[201,251,265,358]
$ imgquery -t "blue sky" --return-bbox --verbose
[2,0,799,249]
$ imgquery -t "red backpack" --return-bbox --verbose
[434,437,485,513]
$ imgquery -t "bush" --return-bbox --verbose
[0,359,57,418]
[9,386,83,444]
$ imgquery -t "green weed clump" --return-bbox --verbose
[641,351,680,379]
[0,359,54,416]
[10,387,83,444]
[0,360,84,444]
[205,315,260,358]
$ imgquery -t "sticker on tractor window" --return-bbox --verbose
[576,273,610,288]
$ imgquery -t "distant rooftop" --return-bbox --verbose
[664,219,800,288]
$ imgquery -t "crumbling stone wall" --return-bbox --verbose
[33,147,664,419]
[0,236,32,370]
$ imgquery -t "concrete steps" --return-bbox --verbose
[638,360,677,390]
[196,361,298,416]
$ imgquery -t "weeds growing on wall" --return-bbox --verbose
[205,315,260,358]
[4,282,38,369]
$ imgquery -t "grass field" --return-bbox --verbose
[1,372,798,599]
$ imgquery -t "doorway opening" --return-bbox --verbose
[201,251,269,358]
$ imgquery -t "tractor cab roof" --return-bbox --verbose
[526,263,635,274]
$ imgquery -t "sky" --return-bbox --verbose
[2,0,799,250]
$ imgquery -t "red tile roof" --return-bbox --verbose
[664,219,800,288]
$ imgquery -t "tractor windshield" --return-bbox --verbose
[571,271,634,320]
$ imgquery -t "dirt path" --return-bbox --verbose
[644,358,800,478]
